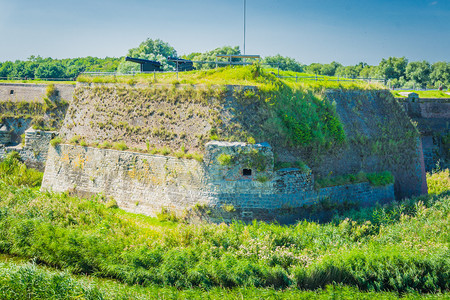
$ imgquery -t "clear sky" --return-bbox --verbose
[0,0,449,65]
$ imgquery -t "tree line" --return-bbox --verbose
[0,56,120,80]
[1,38,449,88]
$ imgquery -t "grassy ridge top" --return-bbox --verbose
[77,65,383,91]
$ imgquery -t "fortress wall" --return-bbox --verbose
[41,144,208,216]
[0,130,56,171]
[42,144,394,223]
[399,98,450,171]
[0,83,74,103]
[313,90,427,199]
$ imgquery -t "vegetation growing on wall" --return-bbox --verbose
[0,84,69,131]
[66,66,353,163]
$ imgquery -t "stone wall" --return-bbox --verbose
[41,143,395,223]
[311,90,428,199]
[41,144,207,216]
[0,128,57,170]
[398,97,450,171]
[0,83,74,103]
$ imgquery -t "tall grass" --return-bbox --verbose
[1,260,440,300]
[427,169,450,195]
[0,157,448,294]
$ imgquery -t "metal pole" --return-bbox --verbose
[243,0,246,56]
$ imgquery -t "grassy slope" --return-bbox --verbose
[0,257,445,300]
[392,90,450,99]
[0,154,449,298]
[64,66,378,157]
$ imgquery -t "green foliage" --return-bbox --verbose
[189,46,241,70]
[262,54,304,72]
[0,162,448,294]
[0,152,42,187]
[316,171,394,188]
[117,38,176,73]
[106,198,119,209]
[69,135,81,144]
[405,60,431,88]
[366,171,395,186]
[157,207,179,222]
[377,57,408,80]
[113,141,128,151]
[49,136,62,147]
[427,169,450,195]
[222,204,236,212]
[0,262,102,300]
[0,55,120,80]
[217,153,233,166]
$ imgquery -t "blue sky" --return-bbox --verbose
[0,0,449,65]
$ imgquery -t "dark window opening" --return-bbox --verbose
[9,90,14,95]
[243,169,252,176]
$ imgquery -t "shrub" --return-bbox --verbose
[113,141,128,151]
[427,169,450,195]
[366,171,394,186]
[106,198,119,209]
[217,153,233,166]
[69,135,81,144]
[50,136,62,147]
[100,141,112,149]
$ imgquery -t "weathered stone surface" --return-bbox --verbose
[41,143,395,223]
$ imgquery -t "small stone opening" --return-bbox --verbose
[9,90,14,95]
[243,169,252,176]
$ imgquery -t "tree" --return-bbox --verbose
[377,57,408,80]
[405,61,431,88]
[430,62,450,88]
[189,46,241,70]
[262,55,304,72]
[117,38,177,73]
[320,61,342,76]
[34,61,66,79]
[0,61,14,79]
[304,63,323,75]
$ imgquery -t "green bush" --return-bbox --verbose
[217,153,233,166]
[50,136,62,147]
[0,152,42,187]
[113,141,128,151]
[427,169,450,195]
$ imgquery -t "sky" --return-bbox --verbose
[0,0,449,65]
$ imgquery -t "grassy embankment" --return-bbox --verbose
[391,90,450,99]
[0,153,449,298]
[77,65,382,90]
[65,66,378,158]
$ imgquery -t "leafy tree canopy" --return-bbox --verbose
[117,38,177,73]
[262,54,304,72]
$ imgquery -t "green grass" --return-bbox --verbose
[391,90,450,98]
[2,259,446,300]
[77,65,383,90]
[427,169,450,195]
[315,171,394,188]
[0,155,449,296]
